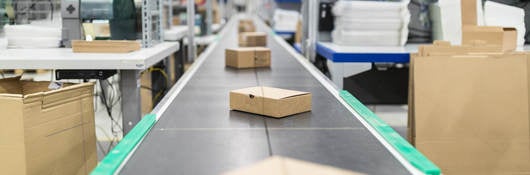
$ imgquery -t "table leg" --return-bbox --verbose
[120,70,142,134]
[327,60,372,90]
[327,60,344,90]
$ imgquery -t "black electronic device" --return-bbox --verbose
[55,70,117,80]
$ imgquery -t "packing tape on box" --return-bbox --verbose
[339,90,440,175]
[90,114,157,175]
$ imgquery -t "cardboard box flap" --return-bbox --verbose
[223,156,365,175]
[262,87,310,99]
[0,76,23,94]
[232,86,310,100]
[461,0,478,26]
[0,77,94,103]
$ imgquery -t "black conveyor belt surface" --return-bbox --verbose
[119,19,411,175]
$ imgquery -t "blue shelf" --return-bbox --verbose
[274,30,296,36]
[275,0,301,3]
[316,42,411,63]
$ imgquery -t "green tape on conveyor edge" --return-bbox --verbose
[215,35,221,42]
[339,91,441,175]
[90,114,157,175]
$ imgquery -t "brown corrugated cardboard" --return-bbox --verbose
[239,32,267,47]
[71,40,141,53]
[140,71,152,116]
[0,77,97,175]
[222,156,365,175]
[462,26,517,52]
[409,43,530,174]
[229,87,311,118]
[239,19,256,33]
[225,47,271,68]
[461,0,517,51]
[295,20,302,44]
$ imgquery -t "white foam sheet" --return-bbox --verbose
[331,0,410,46]
[484,1,526,46]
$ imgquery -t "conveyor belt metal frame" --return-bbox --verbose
[91,15,440,175]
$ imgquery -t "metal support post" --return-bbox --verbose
[120,70,142,134]
[187,0,196,61]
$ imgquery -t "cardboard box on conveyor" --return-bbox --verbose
[239,32,267,47]
[229,86,311,118]
[0,76,97,175]
[225,47,271,68]
[222,156,365,175]
[238,19,256,33]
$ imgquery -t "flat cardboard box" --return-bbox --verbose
[229,86,311,118]
[225,47,271,68]
[239,32,267,47]
[72,40,141,53]
[0,77,97,175]
[223,156,365,175]
[409,45,530,174]
[461,0,517,51]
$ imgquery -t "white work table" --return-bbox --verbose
[164,26,189,41]
[0,42,179,69]
[0,42,180,134]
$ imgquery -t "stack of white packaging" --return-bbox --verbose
[332,0,411,46]
[273,9,299,32]
[4,23,61,49]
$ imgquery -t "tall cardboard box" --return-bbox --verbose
[225,47,271,68]
[223,156,365,175]
[230,87,311,118]
[0,77,97,175]
[409,43,530,175]
[239,32,267,47]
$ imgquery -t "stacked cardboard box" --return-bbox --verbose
[238,19,256,33]
[409,41,530,175]
[239,32,267,47]
[0,77,97,175]
[225,47,271,68]
[408,2,529,174]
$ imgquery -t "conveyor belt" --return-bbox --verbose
[118,17,414,175]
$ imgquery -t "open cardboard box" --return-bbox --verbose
[0,77,97,175]
[225,47,271,68]
[229,86,311,118]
